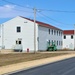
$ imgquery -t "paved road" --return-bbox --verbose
[9,57,75,75]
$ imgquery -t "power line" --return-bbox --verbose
[2,0,33,9]
[2,0,75,13]
[37,12,65,27]
[38,11,72,25]
[0,4,33,13]
[0,0,73,25]
[37,8,75,13]
[13,8,33,13]
[37,12,54,24]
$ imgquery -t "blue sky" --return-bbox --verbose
[0,0,75,30]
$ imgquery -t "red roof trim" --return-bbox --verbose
[63,30,74,35]
[20,16,62,31]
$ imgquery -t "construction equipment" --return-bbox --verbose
[47,41,57,51]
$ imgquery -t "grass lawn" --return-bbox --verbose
[0,53,68,67]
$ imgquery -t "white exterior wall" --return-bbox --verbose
[1,16,38,52]
[0,16,63,51]
[38,26,63,50]
[63,35,74,50]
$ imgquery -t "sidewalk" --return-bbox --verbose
[0,54,75,75]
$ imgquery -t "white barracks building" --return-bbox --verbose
[0,16,63,52]
[63,30,74,50]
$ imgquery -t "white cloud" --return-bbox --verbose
[0,4,16,12]
[0,4,33,18]
[4,4,16,9]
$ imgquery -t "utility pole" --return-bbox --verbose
[74,24,75,50]
[33,7,36,53]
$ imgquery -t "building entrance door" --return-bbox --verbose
[14,38,23,52]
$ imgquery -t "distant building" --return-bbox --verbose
[63,30,74,50]
[0,16,63,52]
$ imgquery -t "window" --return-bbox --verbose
[19,41,21,44]
[64,35,66,39]
[52,40,53,43]
[61,32,62,36]
[37,37,39,42]
[54,40,56,43]
[71,35,73,39]
[16,41,18,44]
[54,30,56,35]
[54,40,56,45]
[49,29,50,34]
[57,31,58,35]
[61,41,62,46]
[49,40,50,45]
[57,41,58,46]
[59,31,60,36]
[52,30,53,35]
[17,27,21,32]
[59,41,60,46]
[16,40,21,44]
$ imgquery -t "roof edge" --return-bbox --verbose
[20,16,62,31]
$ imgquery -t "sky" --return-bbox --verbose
[0,0,75,30]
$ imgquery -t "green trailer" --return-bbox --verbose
[47,41,57,51]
